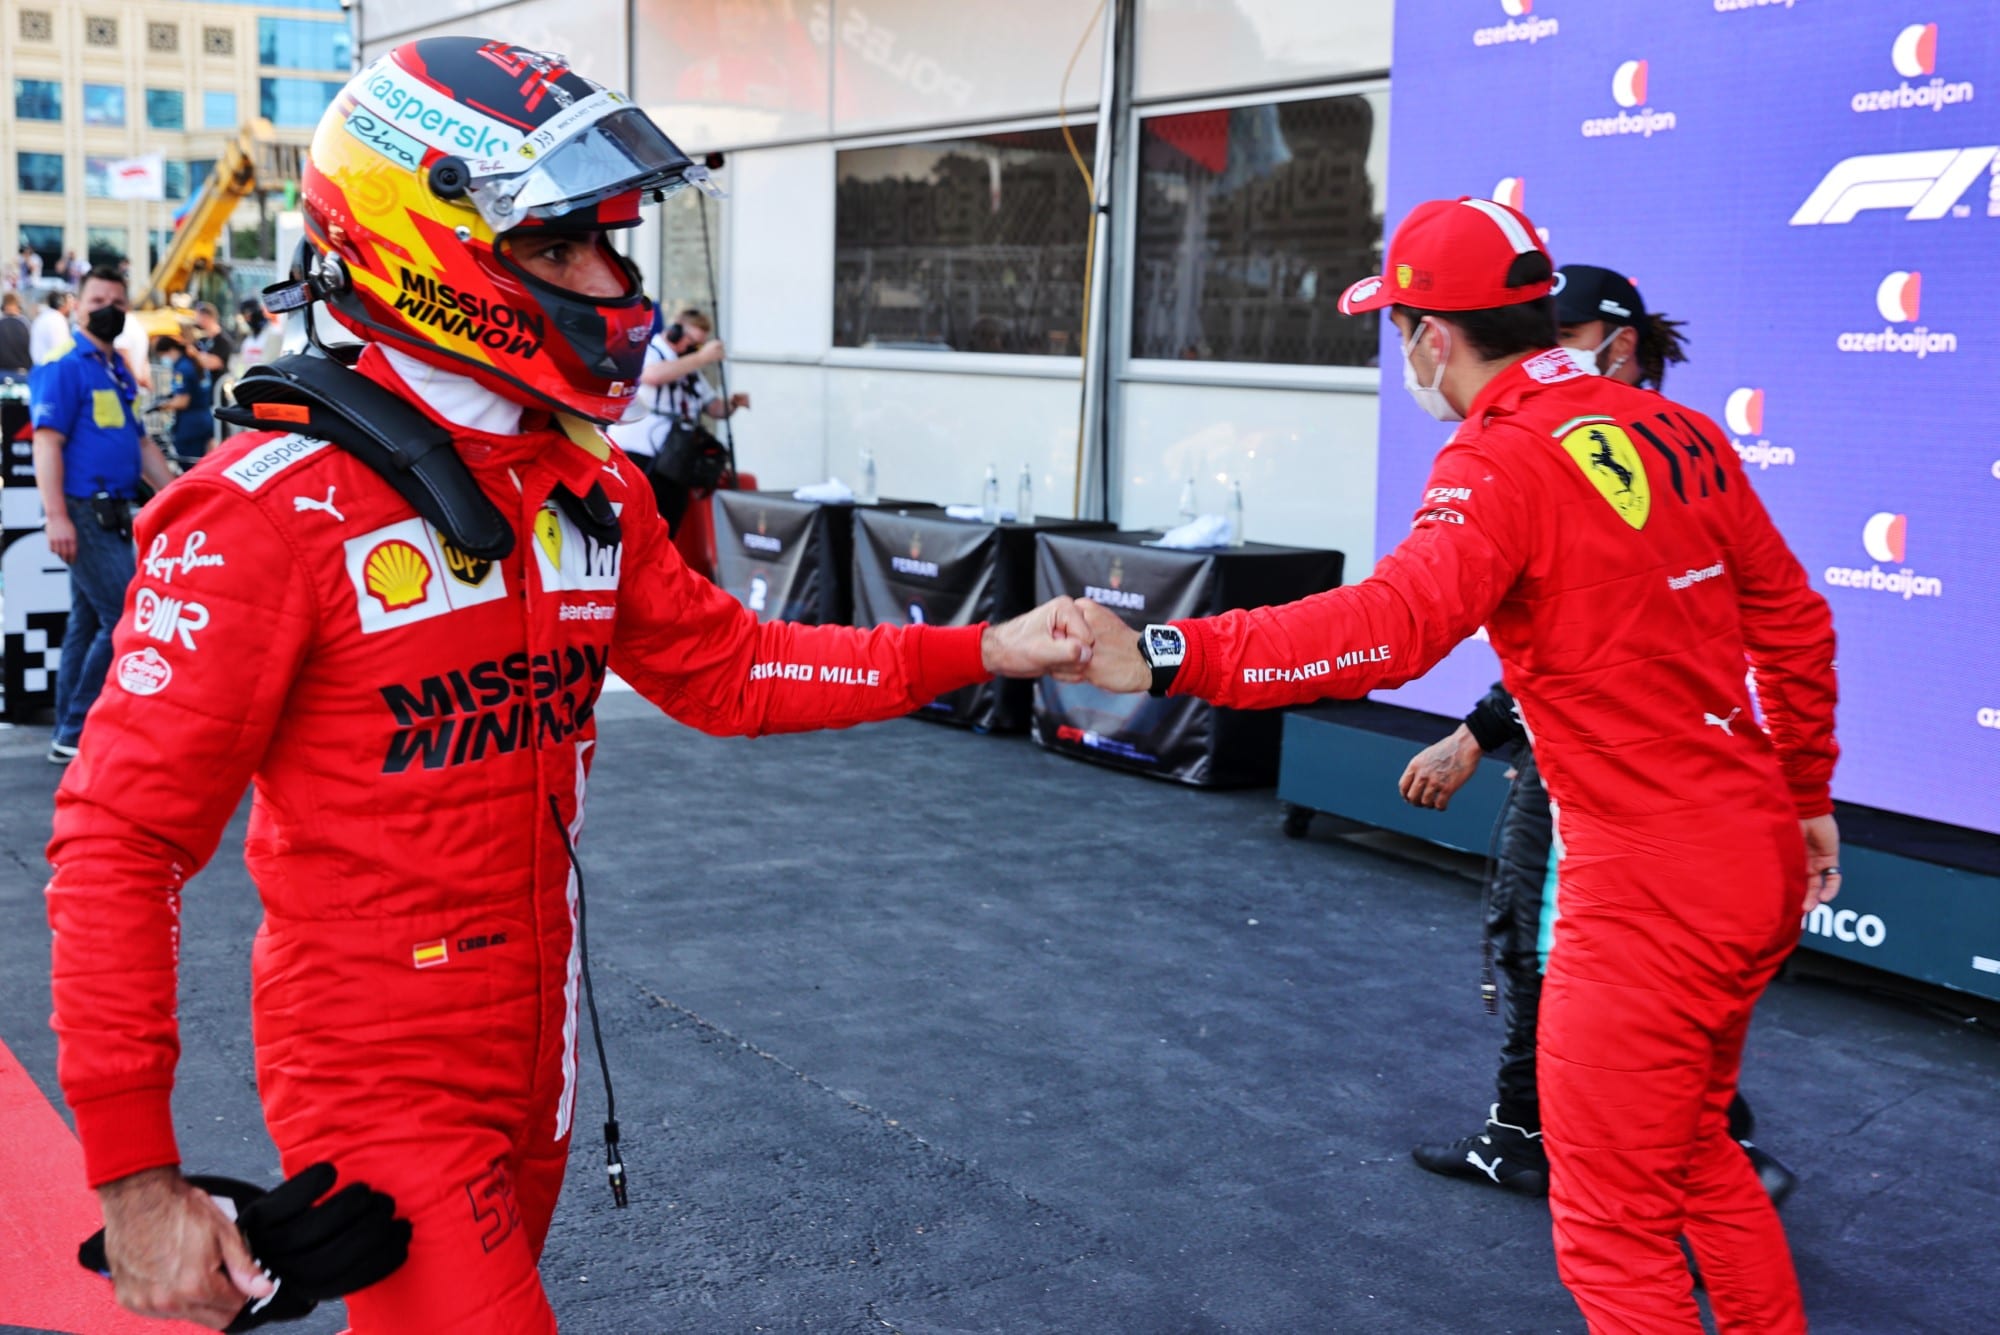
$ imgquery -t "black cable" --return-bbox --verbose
[694,191,737,483]
[1478,771,1510,1017]
[547,796,627,1207]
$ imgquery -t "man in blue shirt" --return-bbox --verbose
[30,267,177,763]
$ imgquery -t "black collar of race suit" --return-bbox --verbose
[217,353,620,558]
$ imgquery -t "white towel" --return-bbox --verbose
[944,505,1017,523]
[1148,513,1233,549]
[792,479,856,503]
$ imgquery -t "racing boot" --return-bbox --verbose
[1727,1094,1798,1207]
[1740,1141,1799,1209]
[1411,1104,1549,1197]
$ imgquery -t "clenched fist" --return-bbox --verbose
[980,596,1098,678]
[1070,599,1150,693]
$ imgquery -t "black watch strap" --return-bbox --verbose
[1139,624,1185,699]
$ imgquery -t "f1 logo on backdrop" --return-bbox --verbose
[1791,147,1997,224]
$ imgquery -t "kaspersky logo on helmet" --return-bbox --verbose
[353,62,519,158]
[1582,61,1676,139]
[1473,0,1558,47]
[1823,512,1944,600]
[1836,271,1958,358]
[1723,388,1794,470]
[1853,23,1974,115]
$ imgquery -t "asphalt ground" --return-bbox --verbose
[1,695,1996,1333]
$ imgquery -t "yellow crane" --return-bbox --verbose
[134,118,304,336]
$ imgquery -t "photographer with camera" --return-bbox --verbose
[29,266,177,763]
[608,306,749,535]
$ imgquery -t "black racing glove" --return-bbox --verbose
[238,1161,411,1302]
[79,1163,411,1331]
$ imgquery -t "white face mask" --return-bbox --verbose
[1582,327,1629,379]
[1401,319,1462,423]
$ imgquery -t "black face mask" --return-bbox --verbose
[84,306,125,344]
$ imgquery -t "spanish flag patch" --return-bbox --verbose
[412,940,449,969]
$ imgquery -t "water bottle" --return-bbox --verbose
[857,448,878,505]
[1228,479,1246,548]
[1177,475,1198,524]
[1015,464,1034,524]
[981,464,1002,523]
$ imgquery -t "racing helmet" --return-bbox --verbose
[297,37,711,423]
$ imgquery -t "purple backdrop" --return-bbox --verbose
[1373,0,2000,835]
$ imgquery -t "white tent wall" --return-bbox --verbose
[360,0,1395,560]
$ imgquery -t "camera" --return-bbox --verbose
[89,491,133,539]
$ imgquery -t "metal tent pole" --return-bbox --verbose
[1074,0,1136,521]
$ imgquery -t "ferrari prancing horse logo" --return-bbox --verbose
[1558,420,1650,530]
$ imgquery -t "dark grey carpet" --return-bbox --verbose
[1,696,1994,1333]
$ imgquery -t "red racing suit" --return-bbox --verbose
[1166,350,1836,1334]
[46,347,991,1333]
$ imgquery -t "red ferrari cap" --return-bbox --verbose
[1339,197,1554,315]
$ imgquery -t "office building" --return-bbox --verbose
[4,0,351,283]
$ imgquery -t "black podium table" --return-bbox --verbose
[713,491,939,625]
[1032,530,1344,786]
[851,510,1113,732]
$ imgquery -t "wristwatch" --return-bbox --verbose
[1138,623,1186,698]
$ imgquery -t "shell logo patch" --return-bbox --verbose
[364,540,434,612]
[1559,421,1650,529]
[344,518,508,634]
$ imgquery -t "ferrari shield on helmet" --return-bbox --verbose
[297,36,712,422]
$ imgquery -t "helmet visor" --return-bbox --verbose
[466,103,716,233]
